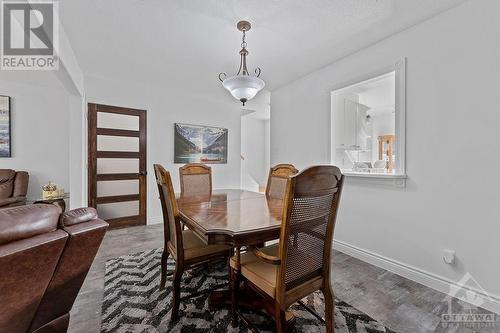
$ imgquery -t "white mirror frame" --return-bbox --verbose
[330,57,406,180]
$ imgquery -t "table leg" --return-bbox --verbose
[231,246,241,327]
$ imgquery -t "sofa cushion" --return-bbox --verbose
[0,204,61,245]
[0,197,23,207]
[0,169,15,199]
[12,171,29,197]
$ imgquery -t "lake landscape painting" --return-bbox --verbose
[174,123,228,164]
[0,96,11,157]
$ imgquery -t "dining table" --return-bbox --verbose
[177,189,284,246]
[176,189,295,329]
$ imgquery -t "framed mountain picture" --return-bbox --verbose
[0,96,11,157]
[174,123,228,164]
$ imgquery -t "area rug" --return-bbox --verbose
[101,248,395,333]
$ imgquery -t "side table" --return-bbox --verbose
[34,198,66,212]
[32,193,70,212]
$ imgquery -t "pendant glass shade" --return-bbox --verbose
[219,21,265,106]
[222,75,265,105]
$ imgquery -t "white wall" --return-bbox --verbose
[271,0,500,311]
[264,119,270,177]
[0,75,70,200]
[68,95,86,209]
[241,116,268,191]
[84,75,242,224]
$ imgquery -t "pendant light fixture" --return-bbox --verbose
[219,20,265,106]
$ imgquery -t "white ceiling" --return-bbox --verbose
[60,0,467,98]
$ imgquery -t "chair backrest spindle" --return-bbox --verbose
[179,163,212,196]
[265,164,298,200]
[277,166,344,299]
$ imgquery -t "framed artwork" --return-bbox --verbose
[174,123,228,164]
[0,96,11,157]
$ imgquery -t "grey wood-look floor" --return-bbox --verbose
[68,224,499,333]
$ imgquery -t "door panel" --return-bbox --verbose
[97,180,139,197]
[88,103,147,229]
[97,201,140,220]
[97,135,140,152]
[97,110,140,130]
[96,158,139,174]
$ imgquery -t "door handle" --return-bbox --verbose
[139,171,147,176]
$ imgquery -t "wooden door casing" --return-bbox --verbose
[88,103,147,229]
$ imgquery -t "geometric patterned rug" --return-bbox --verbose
[101,248,396,333]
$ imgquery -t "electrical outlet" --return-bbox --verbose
[443,249,456,265]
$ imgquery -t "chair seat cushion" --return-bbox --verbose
[230,244,279,297]
[182,229,231,260]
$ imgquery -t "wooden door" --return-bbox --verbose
[88,103,147,229]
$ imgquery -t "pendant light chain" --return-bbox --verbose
[241,30,247,49]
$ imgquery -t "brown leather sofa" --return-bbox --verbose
[0,169,29,208]
[0,204,108,333]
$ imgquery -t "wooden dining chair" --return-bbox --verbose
[153,164,231,321]
[179,163,212,196]
[265,164,299,200]
[231,165,344,332]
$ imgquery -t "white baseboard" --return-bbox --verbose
[148,216,163,225]
[333,239,500,315]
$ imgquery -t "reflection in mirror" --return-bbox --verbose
[331,71,399,175]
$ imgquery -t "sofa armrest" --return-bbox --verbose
[29,206,108,332]
[59,207,98,227]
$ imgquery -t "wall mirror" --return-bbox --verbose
[330,58,406,177]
